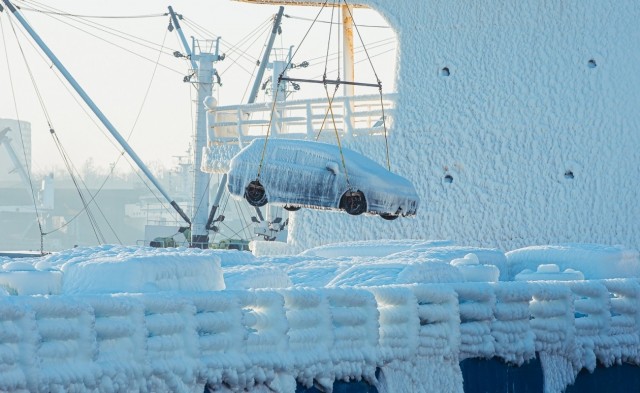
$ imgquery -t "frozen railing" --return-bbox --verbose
[203,93,397,174]
[1,280,640,392]
[600,279,640,364]
[280,288,333,389]
[491,282,536,365]
[208,93,396,143]
[454,282,497,360]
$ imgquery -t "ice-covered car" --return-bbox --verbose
[227,138,419,220]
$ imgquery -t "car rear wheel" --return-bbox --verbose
[245,180,267,207]
[284,205,301,212]
[340,190,367,215]
[379,213,399,220]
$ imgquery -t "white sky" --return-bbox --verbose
[0,0,396,176]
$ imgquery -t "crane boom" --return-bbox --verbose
[0,0,191,225]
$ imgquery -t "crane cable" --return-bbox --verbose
[257,0,391,185]
[0,14,45,252]
[342,0,390,170]
[317,0,352,187]
[315,0,341,143]
[257,0,356,186]
[33,3,181,226]
[3,8,123,244]
[255,0,331,180]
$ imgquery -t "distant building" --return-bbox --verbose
[0,118,32,186]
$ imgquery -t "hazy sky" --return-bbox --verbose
[0,0,395,176]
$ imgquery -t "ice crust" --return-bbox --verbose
[275,0,640,257]
[226,138,420,216]
[507,244,640,280]
[0,245,225,295]
[0,242,639,392]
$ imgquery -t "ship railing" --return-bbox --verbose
[3,279,640,391]
[207,93,397,146]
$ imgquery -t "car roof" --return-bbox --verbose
[244,138,416,190]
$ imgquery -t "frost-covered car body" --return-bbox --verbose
[227,138,419,218]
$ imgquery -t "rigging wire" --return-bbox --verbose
[315,0,342,142]
[240,23,272,103]
[33,3,182,219]
[342,1,381,83]
[19,0,184,76]
[284,13,390,29]
[279,1,329,75]
[303,36,395,67]
[49,132,106,244]
[256,0,330,179]
[180,16,273,78]
[315,0,351,185]
[15,6,167,19]
[0,14,44,253]
[322,0,337,77]
[233,198,252,241]
[20,0,176,53]
[181,14,275,65]
[342,0,390,170]
[6,12,111,244]
[312,46,395,81]
[216,192,255,242]
[78,27,175,228]
[5,6,174,241]
[11,19,174,230]
[33,12,184,76]
[13,25,111,240]
[9,20,124,154]
[217,20,274,81]
[7,9,172,235]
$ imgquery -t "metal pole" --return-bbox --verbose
[247,6,284,104]
[168,6,198,72]
[191,51,215,247]
[1,0,191,225]
[205,173,227,230]
[169,5,218,247]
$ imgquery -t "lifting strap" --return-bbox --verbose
[256,0,392,183]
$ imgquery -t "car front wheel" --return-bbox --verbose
[245,180,268,207]
[379,213,399,220]
[340,190,367,215]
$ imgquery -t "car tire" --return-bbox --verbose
[379,213,399,221]
[284,205,301,212]
[245,180,268,207]
[340,190,367,215]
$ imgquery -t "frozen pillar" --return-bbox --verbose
[191,49,216,248]
[342,3,355,136]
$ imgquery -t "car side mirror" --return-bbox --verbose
[326,161,339,174]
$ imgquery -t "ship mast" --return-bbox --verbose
[168,6,224,248]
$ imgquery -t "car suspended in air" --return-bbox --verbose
[227,138,419,220]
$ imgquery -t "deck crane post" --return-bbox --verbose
[246,6,285,225]
[204,6,285,229]
[0,0,192,226]
[168,5,224,248]
[247,6,285,105]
